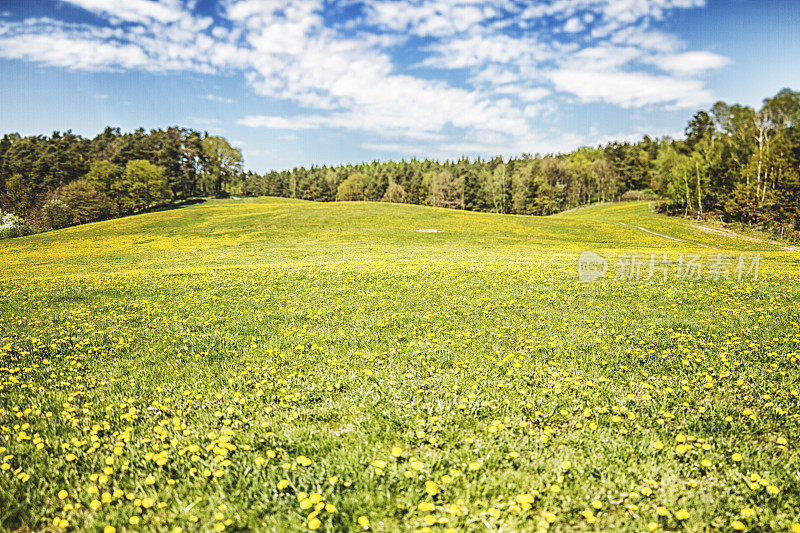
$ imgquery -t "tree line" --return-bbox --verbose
[239,88,799,239]
[1,88,798,240]
[0,127,242,235]
[240,143,649,216]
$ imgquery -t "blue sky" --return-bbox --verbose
[0,0,798,172]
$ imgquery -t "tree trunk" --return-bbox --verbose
[683,170,690,216]
[695,160,702,215]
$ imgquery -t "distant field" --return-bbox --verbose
[0,198,781,276]
[1,198,799,532]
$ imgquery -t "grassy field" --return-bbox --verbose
[1,198,799,532]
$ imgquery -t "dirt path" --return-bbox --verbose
[619,222,712,248]
[691,224,800,252]
[622,220,799,252]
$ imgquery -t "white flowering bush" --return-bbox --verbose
[0,209,32,238]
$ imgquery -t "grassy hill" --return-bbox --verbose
[0,198,787,277]
[1,199,800,532]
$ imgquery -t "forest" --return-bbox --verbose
[1,88,798,240]
[0,127,243,236]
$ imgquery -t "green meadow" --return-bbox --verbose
[1,198,799,532]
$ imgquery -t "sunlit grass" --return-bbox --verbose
[1,199,799,532]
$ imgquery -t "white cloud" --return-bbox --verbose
[650,50,730,75]
[0,14,244,73]
[499,87,550,102]
[563,17,583,33]
[523,103,545,118]
[421,32,557,70]
[236,115,322,130]
[608,26,681,52]
[226,0,532,143]
[0,29,150,70]
[565,44,644,70]
[549,68,713,108]
[519,0,705,25]
[0,0,728,160]
[59,0,191,25]
[202,93,236,104]
[363,1,499,38]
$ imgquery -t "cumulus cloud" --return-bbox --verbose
[0,0,727,157]
[563,17,583,33]
[650,50,731,75]
[0,20,150,70]
[362,1,499,37]
[549,69,713,108]
[59,0,192,25]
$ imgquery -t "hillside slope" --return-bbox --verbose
[3,198,800,532]
[0,198,792,277]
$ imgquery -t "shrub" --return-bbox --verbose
[336,172,369,201]
[41,199,73,230]
[0,209,33,239]
[382,182,407,203]
[620,189,659,201]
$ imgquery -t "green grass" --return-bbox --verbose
[0,198,778,276]
[1,198,799,532]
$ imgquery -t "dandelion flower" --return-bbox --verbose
[425,480,438,496]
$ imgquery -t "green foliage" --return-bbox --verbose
[382,181,406,203]
[59,180,113,224]
[201,136,243,195]
[0,127,243,235]
[86,160,130,216]
[428,170,464,209]
[124,159,172,210]
[40,199,72,230]
[336,172,369,201]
